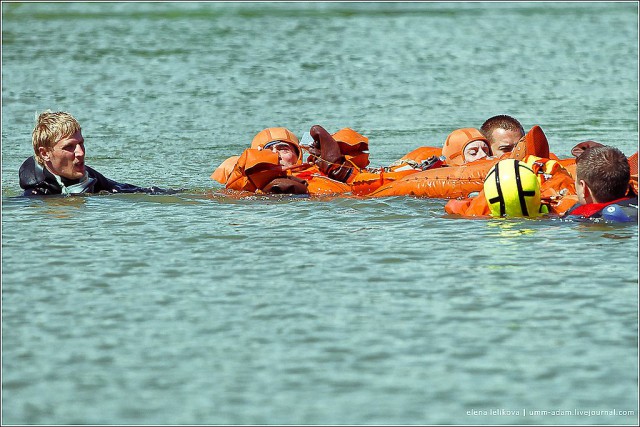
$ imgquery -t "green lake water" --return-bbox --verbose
[1,2,638,425]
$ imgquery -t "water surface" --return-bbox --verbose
[2,2,638,425]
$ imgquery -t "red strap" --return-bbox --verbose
[295,170,316,180]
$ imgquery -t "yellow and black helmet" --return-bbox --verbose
[484,159,541,217]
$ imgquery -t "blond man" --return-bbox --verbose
[19,111,168,196]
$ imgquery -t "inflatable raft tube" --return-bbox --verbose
[367,125,551,199]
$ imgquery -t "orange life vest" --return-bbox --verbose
[627,151,638,196]
[224,149,285,193]
[211,155,240,185]
[331,128,370,171]
[398,146,443,163]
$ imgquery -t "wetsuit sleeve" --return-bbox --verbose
[87,167,178,194]
[22,187,53,196]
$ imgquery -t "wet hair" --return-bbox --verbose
[576,146,630,203]
[32,111,82,165]
[480,115,525,143]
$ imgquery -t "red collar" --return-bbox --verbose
[569,197,631,217]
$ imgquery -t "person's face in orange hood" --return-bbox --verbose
[463,140,490,163]
[266,142,299,167]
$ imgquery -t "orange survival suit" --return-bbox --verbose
[211,125,422,195]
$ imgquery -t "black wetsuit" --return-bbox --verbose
[19,156,172,196]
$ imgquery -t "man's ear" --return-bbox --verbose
[38,147,50,162]
[579,179,592,202]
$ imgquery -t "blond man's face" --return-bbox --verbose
[39,130,86,179]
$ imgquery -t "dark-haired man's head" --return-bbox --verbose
[481,115,525,156]
[576,146,630,204]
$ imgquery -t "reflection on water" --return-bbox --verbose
[3,191,637,425]
[28,195,89,218]
[486,219,539,238]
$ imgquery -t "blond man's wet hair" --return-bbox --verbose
[32,111,82,165]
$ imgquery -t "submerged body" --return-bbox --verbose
[19,156,168,196]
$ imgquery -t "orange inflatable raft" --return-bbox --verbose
[349,145,446,196]
[367,125,553,199]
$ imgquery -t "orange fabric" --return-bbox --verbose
[556,158,577,179]
[225,149,284,192]
[399,146,443,163]
[445,195,490,216]
[250,127,299,150]
[350,169,420,196]
[628,152,638,195]
[291,162,415,196]
[332,128,369,152]
[291,164,352,195]
[219,152,358,196]
[211,155,240,184]
[250,127,302,164]
[305,175,352,195]
[216,126,375,195]
[212,127,299,187]
[628,151,638,174]
[332,128,370,170]
[509,125,550,160]
[368,157,499,199]
[527,155,577,215]
[525,156,560,176]
[442,128,489,166]
[345,152,370,171]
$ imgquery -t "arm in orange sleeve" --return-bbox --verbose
[445,190,491,217]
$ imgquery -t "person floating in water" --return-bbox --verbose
[211,125,374,195]
[480,114,525,157]
[563,145,638,222]
[19,111,174,196]
[443,131,579,217]
[441,128,492,165]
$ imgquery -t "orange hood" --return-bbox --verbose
[331,128,370,169]
[442,128,490,166]
[250,127,301,163]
